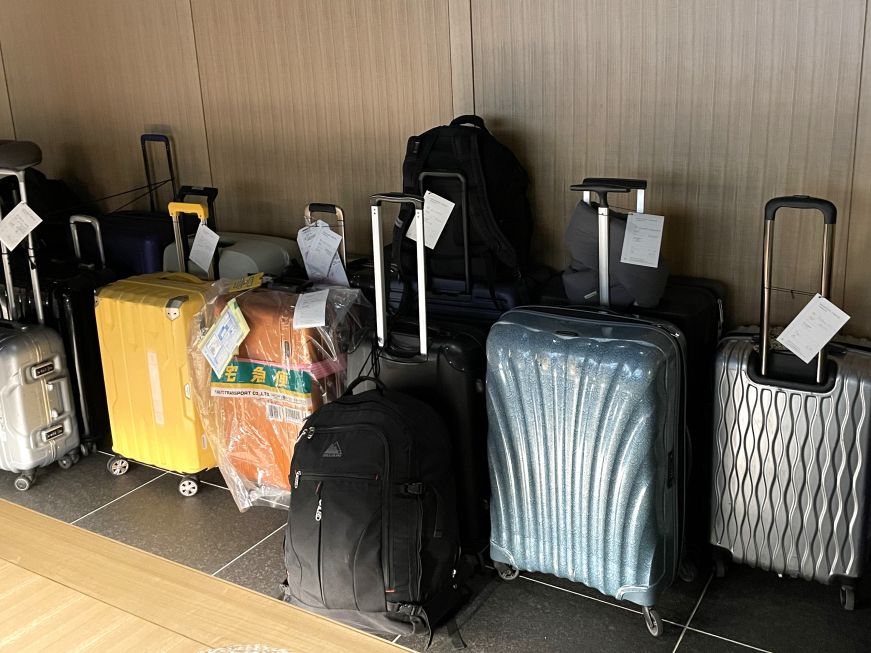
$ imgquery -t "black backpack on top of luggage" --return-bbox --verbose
[393,115,533,283]
[282,378,467,640]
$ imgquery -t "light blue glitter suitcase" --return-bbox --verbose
[486,181,687,638]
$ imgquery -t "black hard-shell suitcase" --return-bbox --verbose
[542,179,727,570]
[350,193,490,558]
[41,216,116,448]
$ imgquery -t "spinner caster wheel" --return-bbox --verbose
[643,606,664,638]
[14,475,32,492]
[178,476,199,497]
[79,442,93,457]
[69,450,81,465]
[494,561,519,581]
[57,455,73,470]
[840,586,856,611]
[107,456,129,476]
[678,557,698,583]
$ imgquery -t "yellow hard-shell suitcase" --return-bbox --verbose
[96,202,216,495]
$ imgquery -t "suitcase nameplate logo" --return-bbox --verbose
[32,361,55,379]
[43,425,64,441]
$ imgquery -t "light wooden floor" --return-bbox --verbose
[0,500,406,653]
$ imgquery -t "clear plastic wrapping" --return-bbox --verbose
[189,280,368,510]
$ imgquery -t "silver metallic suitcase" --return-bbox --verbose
[0,140,81,491]
[710,196,870,611]
[487,181,686,638]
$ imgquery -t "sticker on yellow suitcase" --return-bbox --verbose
[199,298,250,377]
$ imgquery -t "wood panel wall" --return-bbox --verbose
[472,0,866,327]
[189,0,453,247]
[0,42,13,140]
[0,0,211,209]
[0,0,869,332]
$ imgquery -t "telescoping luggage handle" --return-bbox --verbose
[304,203,346,265]
[69,215,106,268]
[0,143,46,325]
[570,178,648,307]
[370,193,427,355]
[141,134,179,213]
[167,201,214,281]
[760,195,837,384]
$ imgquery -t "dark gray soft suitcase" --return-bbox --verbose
[710,196,871,611]
[486,182,687,638]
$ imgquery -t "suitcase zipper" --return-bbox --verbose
[315,481,325,607]
[297,423,394,593]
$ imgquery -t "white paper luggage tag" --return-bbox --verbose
[777,294,850,364]
[200,298,250,377]
[298,220,348,286]
[189,224,220,273]
[293,289,330,329]
[407,191,455,250]
[620,213,664,268]
[0,202,43,250]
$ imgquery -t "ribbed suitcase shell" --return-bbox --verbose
[95,272,215,473]
[0,323,79,472]
[710,336,871,583]
[487,308,683,607]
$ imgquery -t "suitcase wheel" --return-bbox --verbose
[57,453,76,470]
[840,586,856,611]
[494,561,519,581]
[678,557,697,583]
[178,476,199,498]
[642,606,663,638]
[13,472,34,492]
[107,456,130,476]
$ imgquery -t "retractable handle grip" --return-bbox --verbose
[370,193,423,209]
[304,203,346,265]
[69,215,106,268]
[764,195,837,224]
[369,192,427,355]
[168,201,212,280]
[760,195,837,383]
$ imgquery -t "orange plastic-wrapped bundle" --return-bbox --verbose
[190,284,367,510]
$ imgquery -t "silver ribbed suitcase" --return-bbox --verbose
[0,140,81,491]
[710,196,870,611]
[487,181,686,638]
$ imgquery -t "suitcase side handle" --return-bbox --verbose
[69,215,106,268]
[369,192,427,355]
[304,203,346,265]
[760,195,837,383]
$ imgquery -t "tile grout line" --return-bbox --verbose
[518,573,682,627]
[70,473,168,525]
[682,627,775,653]
[672,572,713,653]
[211,523,286,577]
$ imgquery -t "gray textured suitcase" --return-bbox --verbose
[0,140,81,491]
[710,196,870,611]
[486,182,686,638]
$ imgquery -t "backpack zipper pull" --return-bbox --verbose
[307,427,316,439]
[294,470,301,488]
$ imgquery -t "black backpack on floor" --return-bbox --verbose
[283,379,467,640]
[392,115,533,285]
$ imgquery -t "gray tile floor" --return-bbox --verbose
[2,452,869,653]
